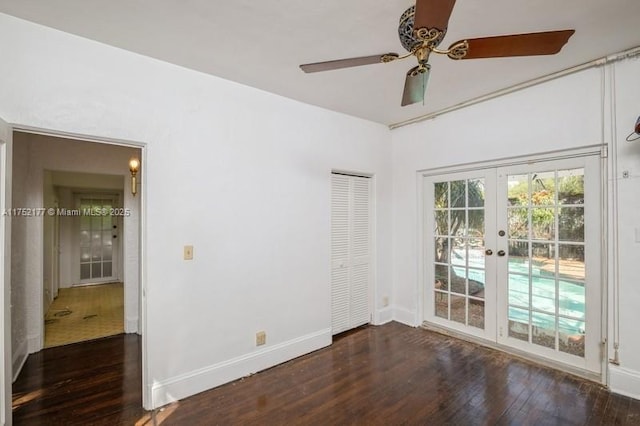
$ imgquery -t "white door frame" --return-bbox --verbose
[417,145,607,382]
[1,123,150,421]
[0,116,13,426]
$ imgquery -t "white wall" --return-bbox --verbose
[391,68,603,323]
[57,187,73,290]
[0,13,393,409]
[608,58,640,397]
[391,58,640,398]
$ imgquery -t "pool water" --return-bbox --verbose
[450,248,586,335]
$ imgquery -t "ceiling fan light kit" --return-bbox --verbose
[300,0,575,107]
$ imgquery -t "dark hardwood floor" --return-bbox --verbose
[12,333,144,425]
[12,322,640,425]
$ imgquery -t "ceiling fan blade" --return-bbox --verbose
[414,0,456,33]
[453,30,575,59]
[300,53,399,73]
[401,65,431,107]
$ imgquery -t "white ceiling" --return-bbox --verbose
[1,0,639,126]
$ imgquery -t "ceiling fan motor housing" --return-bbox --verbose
[398,5,446,52]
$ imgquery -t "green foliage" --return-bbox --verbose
[507,173,584,242]
[434,179,485,265]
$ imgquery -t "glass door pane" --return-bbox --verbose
[79,197,116,283]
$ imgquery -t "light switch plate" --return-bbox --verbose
[184,245,194,260]
[256,331,266,346]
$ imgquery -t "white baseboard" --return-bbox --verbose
[609,365,640,400]
[12,339,28,382]
[373,307,393,325]
[125,317,138,334]
[393,306,419,327]
[151,328,332,409]
[27,334,41,354]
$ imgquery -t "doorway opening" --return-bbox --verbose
[8,129,145,414]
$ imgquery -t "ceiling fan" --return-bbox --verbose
[299,0,575,107]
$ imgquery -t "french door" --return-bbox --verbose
[426,169,497,340]
[424,154,602,375]
[77,195,119,284]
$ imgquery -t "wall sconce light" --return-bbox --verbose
[129,157,140,196]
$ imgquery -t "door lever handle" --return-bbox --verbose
[497,250,506,257]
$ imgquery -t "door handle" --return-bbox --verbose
[497,250,506,257]
[485,249,493,256]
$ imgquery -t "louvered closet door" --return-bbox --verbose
[331,173,371,335]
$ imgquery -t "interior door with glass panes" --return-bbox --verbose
[78,196,119,284]
[496,156,602,374]
[424,170,497,340]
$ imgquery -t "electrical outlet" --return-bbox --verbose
[256,331,266,346]
[383,296,389,307]
[184,245,193,260]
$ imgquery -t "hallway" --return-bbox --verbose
[44,282,124,348]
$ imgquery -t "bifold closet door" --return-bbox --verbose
[331,173,371,335]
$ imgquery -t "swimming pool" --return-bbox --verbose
[450,248,586,334]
